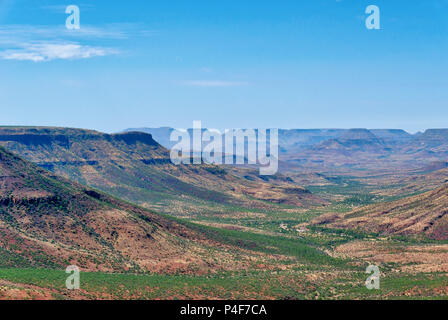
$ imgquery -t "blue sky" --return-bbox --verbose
[0,0,447,133]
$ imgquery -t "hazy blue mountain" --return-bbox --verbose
[126,127,415,154]
[370,129,413,146]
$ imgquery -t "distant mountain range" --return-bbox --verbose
[0,127,324,215]
[126,127,448,171]
[126,127,413,151]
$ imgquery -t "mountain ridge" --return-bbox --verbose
[312,183,448,240]
[0,145,245,273]
[0,127,324,213]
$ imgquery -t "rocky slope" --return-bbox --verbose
[312,184,448,240]
[0,146,264,273]
[0,127,323,213]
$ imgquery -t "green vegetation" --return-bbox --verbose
[179,220,352,268]
[1,267,447,300]
[1,134,448,300]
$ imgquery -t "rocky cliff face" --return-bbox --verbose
[0,127,324,213]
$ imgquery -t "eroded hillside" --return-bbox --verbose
[0,146,276,273]
[0,127,325,215]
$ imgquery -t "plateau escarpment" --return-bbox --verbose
[0,127,324,213]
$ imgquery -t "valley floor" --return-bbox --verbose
[1,168,448,300]
[1,224,448,299]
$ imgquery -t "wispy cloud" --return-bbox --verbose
[0,23,155,62]
[0,24,155,41]
[0,42,117,62]
[183,80,249,87]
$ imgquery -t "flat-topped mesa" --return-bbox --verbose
[0,127,100,147]
[370,129,413,145]
[310,129,386,152]
[370,129,412,139]
[0,132,71,147]
[0,126,100,136]
[418,129,448,142]
[338,128,384,143]
[111,131,159,146]
[0,127,167,163]
[0,127,161,147]
[404,128,448,150]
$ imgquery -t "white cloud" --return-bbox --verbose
[0,24,150,41]
[183,80,249,87]
[0,23,155,62]
[0,42,117,62]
